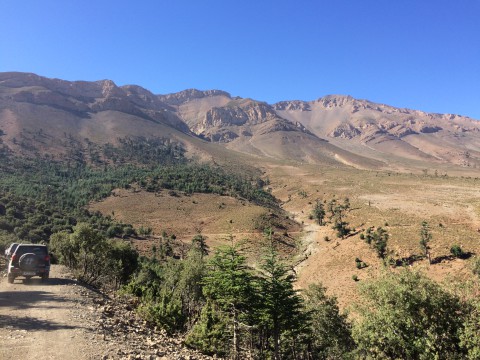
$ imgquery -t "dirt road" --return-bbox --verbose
[0,264,215,360]
[0,265,105,360]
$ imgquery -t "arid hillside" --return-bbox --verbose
[4,72,480,174]
[2,72,480,360]
[2,71,480,306]
[0,72,364,168]
[84,154,480,308]
[274,96,480,171]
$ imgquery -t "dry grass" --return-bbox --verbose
[89,157,480,310]
[262,162,480,308]
[89,187,301,263]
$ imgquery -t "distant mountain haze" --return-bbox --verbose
[1,72,479,171]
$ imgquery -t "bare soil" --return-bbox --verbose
[266,163,480,308]
[0,265,214,360]
[0,265,105,360]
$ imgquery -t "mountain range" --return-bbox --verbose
[1,72,479,172]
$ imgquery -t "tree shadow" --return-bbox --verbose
[392,252,475,266]
[19,277,77,287]
[431,252,474,264]
[0,291,68,310]
[345,230,361,239]
[0,314,81,331]
[392,254,424,267]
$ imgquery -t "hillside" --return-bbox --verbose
[2,72,480,359]
[5,72,480,173]
[274,95,480,171]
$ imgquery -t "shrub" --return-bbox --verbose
[302,284,354,358]
[185,301,229,356]
[355,258,367,269]
[50,223,138,288]
[352,269,467,359]
[451,244,465,258]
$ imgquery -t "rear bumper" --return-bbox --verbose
[9,267,50,277]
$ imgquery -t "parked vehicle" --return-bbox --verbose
[7,244,50,283]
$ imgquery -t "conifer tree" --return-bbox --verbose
[258,247,307,360]
[312,199,326,226]
[328,198,351,239]
[202,242,256,360]
[372,227,389,259]
[303,284,354,358]
[185,300,230,356]
[191,233,209,257]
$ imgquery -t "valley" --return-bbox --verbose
[89,158,480,308]
[1,72,480,359]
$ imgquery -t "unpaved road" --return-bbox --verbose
[0,264,216,360]
[0,265,105,360]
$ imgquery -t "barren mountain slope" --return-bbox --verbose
[169,94,384,168]
[2,72,480,173]
[158,88,233,130]
[0,72,222,161]
[274,96,480,169]
[265,162,480,308]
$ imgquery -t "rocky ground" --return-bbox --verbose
[0,264,217,360]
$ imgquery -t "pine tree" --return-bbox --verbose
[303,284,354,358]
[202,242,256,360]
[185,300,230,356]
[328,198,351,239]
[178,247,207,328]
[372,227,389,259]
[312,199,326,226]
[258,247,307,360]
[191,233,209,257]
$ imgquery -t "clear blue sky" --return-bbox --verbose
[1,1,479,118]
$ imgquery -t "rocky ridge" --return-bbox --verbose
[2,71,480,170]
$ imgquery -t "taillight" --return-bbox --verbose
[45,255,50,262]
[11,254,17,261]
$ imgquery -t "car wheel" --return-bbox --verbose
[7,274,14,284]
[41,273,49,283]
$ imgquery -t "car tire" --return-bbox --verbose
[7,274,14,284]
[41,273,49,283]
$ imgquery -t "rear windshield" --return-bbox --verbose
[14,245,48,256]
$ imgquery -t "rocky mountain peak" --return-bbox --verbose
[158,89,231,106]
[201,100,278,130]
[98,79,123,98]
[273,100,311,111]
